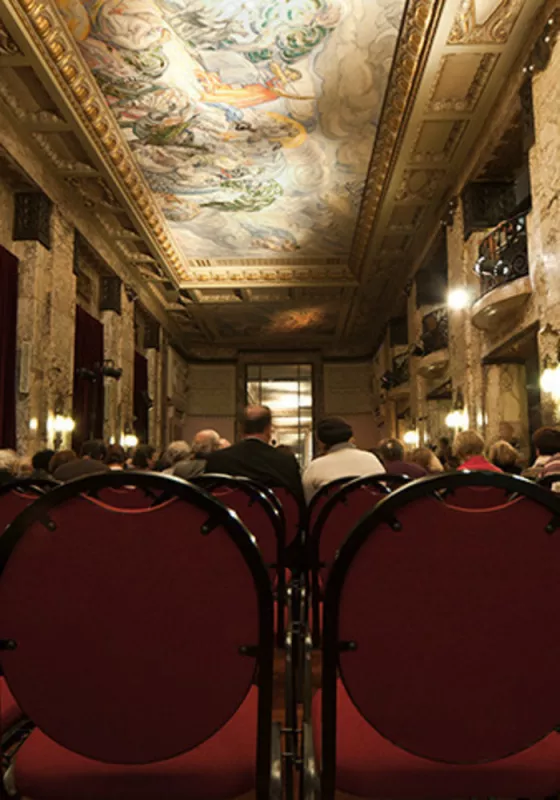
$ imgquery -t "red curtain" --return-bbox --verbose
[133,351,149,443]
[72,305,104,451]
[0,246,18,449]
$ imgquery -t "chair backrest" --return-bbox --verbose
[0,479,57,536]
[90,484,162,509]
[438,482,518,508]
[313,475,404,583]
[307,477,357,539]
[321,471,560,796]
[0,472,273,778]
[193,474,285,576]
[266,484,305,550]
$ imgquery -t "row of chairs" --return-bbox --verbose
[1,469,560,799]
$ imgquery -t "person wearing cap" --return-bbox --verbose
[302,417,385,504]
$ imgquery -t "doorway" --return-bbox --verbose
[246,364,313,468]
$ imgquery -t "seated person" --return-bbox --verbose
[488,440,521,474]
[302,417,385,504]
[205,406,304,503]
[378,438,427,478]
[53,440,110,481]
[454,430,501,472]
[523,427,560,480]
[175,430,221,480]
[410,447,444,474]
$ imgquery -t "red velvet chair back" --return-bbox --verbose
[193,474,284,576]
[321,471,560,794]
[313,477,396,584]
[0,479,56,535]
[92,485,161,509]
[439,484,517,508]
[307,477,356,539]
[0,472,273,772]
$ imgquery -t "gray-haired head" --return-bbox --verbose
[192,429,221,457]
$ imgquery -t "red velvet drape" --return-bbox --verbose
[0,246,18,449]
[133,351,149,443]
[72,305,104,451]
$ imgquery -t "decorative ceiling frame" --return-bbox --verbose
[0,0,187,285]
[343,0,550,352]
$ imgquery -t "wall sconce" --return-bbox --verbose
[120,422,138,449]
[98,360,123,380]
[446,389,468,429]
[447,287,470,310]
[540,356,560,398]
[47,412,76,449]
[403,429,420,447]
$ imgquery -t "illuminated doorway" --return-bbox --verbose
[246,364,313,468]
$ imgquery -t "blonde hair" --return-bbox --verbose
[411,447,444,473]
[489,439,519,469]
[453,430,485,461]
[0,449,19,476]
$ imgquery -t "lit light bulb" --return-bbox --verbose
[541,366,560,398]
[448,288,470,310]
[403,430,419,446]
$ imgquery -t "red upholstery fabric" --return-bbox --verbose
[1,677,22,732]
[0,495,258,764]
[319,485,386,583]
[441,485,517,509]
[313,683,560,798]
[0,490,37,535]
[15,687,258,800]
[93,486,158,509]
[270,487,301,546]
[337,494,560,763]
[308,478,355,538]
[206,486,276,567]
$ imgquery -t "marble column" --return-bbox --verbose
[483,363,530,456]
[102,283,134,444]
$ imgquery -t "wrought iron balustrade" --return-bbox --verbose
[475,212,529,296]
[391,353,410,387]
[421,307,449,355]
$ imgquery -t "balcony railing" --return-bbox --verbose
[475,211,529,296]
[421,307,449,355]
[391,353,410,387]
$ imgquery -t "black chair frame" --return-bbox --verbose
[193,473,287,645]
[309,474,409,645]
[314,470,560,800]
[0,471,280,800]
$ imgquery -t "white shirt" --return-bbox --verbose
[302,443,385,504]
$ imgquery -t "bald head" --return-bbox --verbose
[192,429,221,457]
[243,405,272,441]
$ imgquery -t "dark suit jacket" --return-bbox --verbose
[205,438,304,504]
[53,458,110,482]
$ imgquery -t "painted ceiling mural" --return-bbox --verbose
[56,0,405,260]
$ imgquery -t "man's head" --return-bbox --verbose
[132,444,156,470]
[378,438,405,463]
[242,406,273,442]
[105,444,126,467]
[162,440,191,467]
[533,427,560,456]
[32,449,55,473]
[316,417,353,451]
[453,430,485,462]
[80,440,107,461]
[192,429,221,457]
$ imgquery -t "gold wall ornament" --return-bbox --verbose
[448,0,524,45]
[3,0,189,283]
[350,0,447,276]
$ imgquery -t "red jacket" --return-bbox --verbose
[458,455,502,473]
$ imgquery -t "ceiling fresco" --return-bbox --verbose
[55,0,405,261]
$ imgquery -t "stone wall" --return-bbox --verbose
[324,362,378,448]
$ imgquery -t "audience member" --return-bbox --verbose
[53,440,109,481]
[175,429,221,480]
[218,437,231,449]
[378,439,427,478]
[132,445,156,471]
[105,444,126,471]
[205,406,304,502]
[276,444,296,457]
[160,441,191,474]
[30,449,55,480]
[436,436,453,467]
[410,447,444,474]
[524,427,560,479]
[18,457,33,478]
[454,430,501,472]
[302,417,384,503]
[49,450,76,476]
[488,440,521,474]
[0,450,19,485]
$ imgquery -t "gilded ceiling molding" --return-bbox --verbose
[0,18,20,54]
[448,0,524,45]
[2,0,188,282]
[350,0,447,275]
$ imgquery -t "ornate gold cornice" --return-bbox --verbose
[350,0,447,276]
[1,0,188,282]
